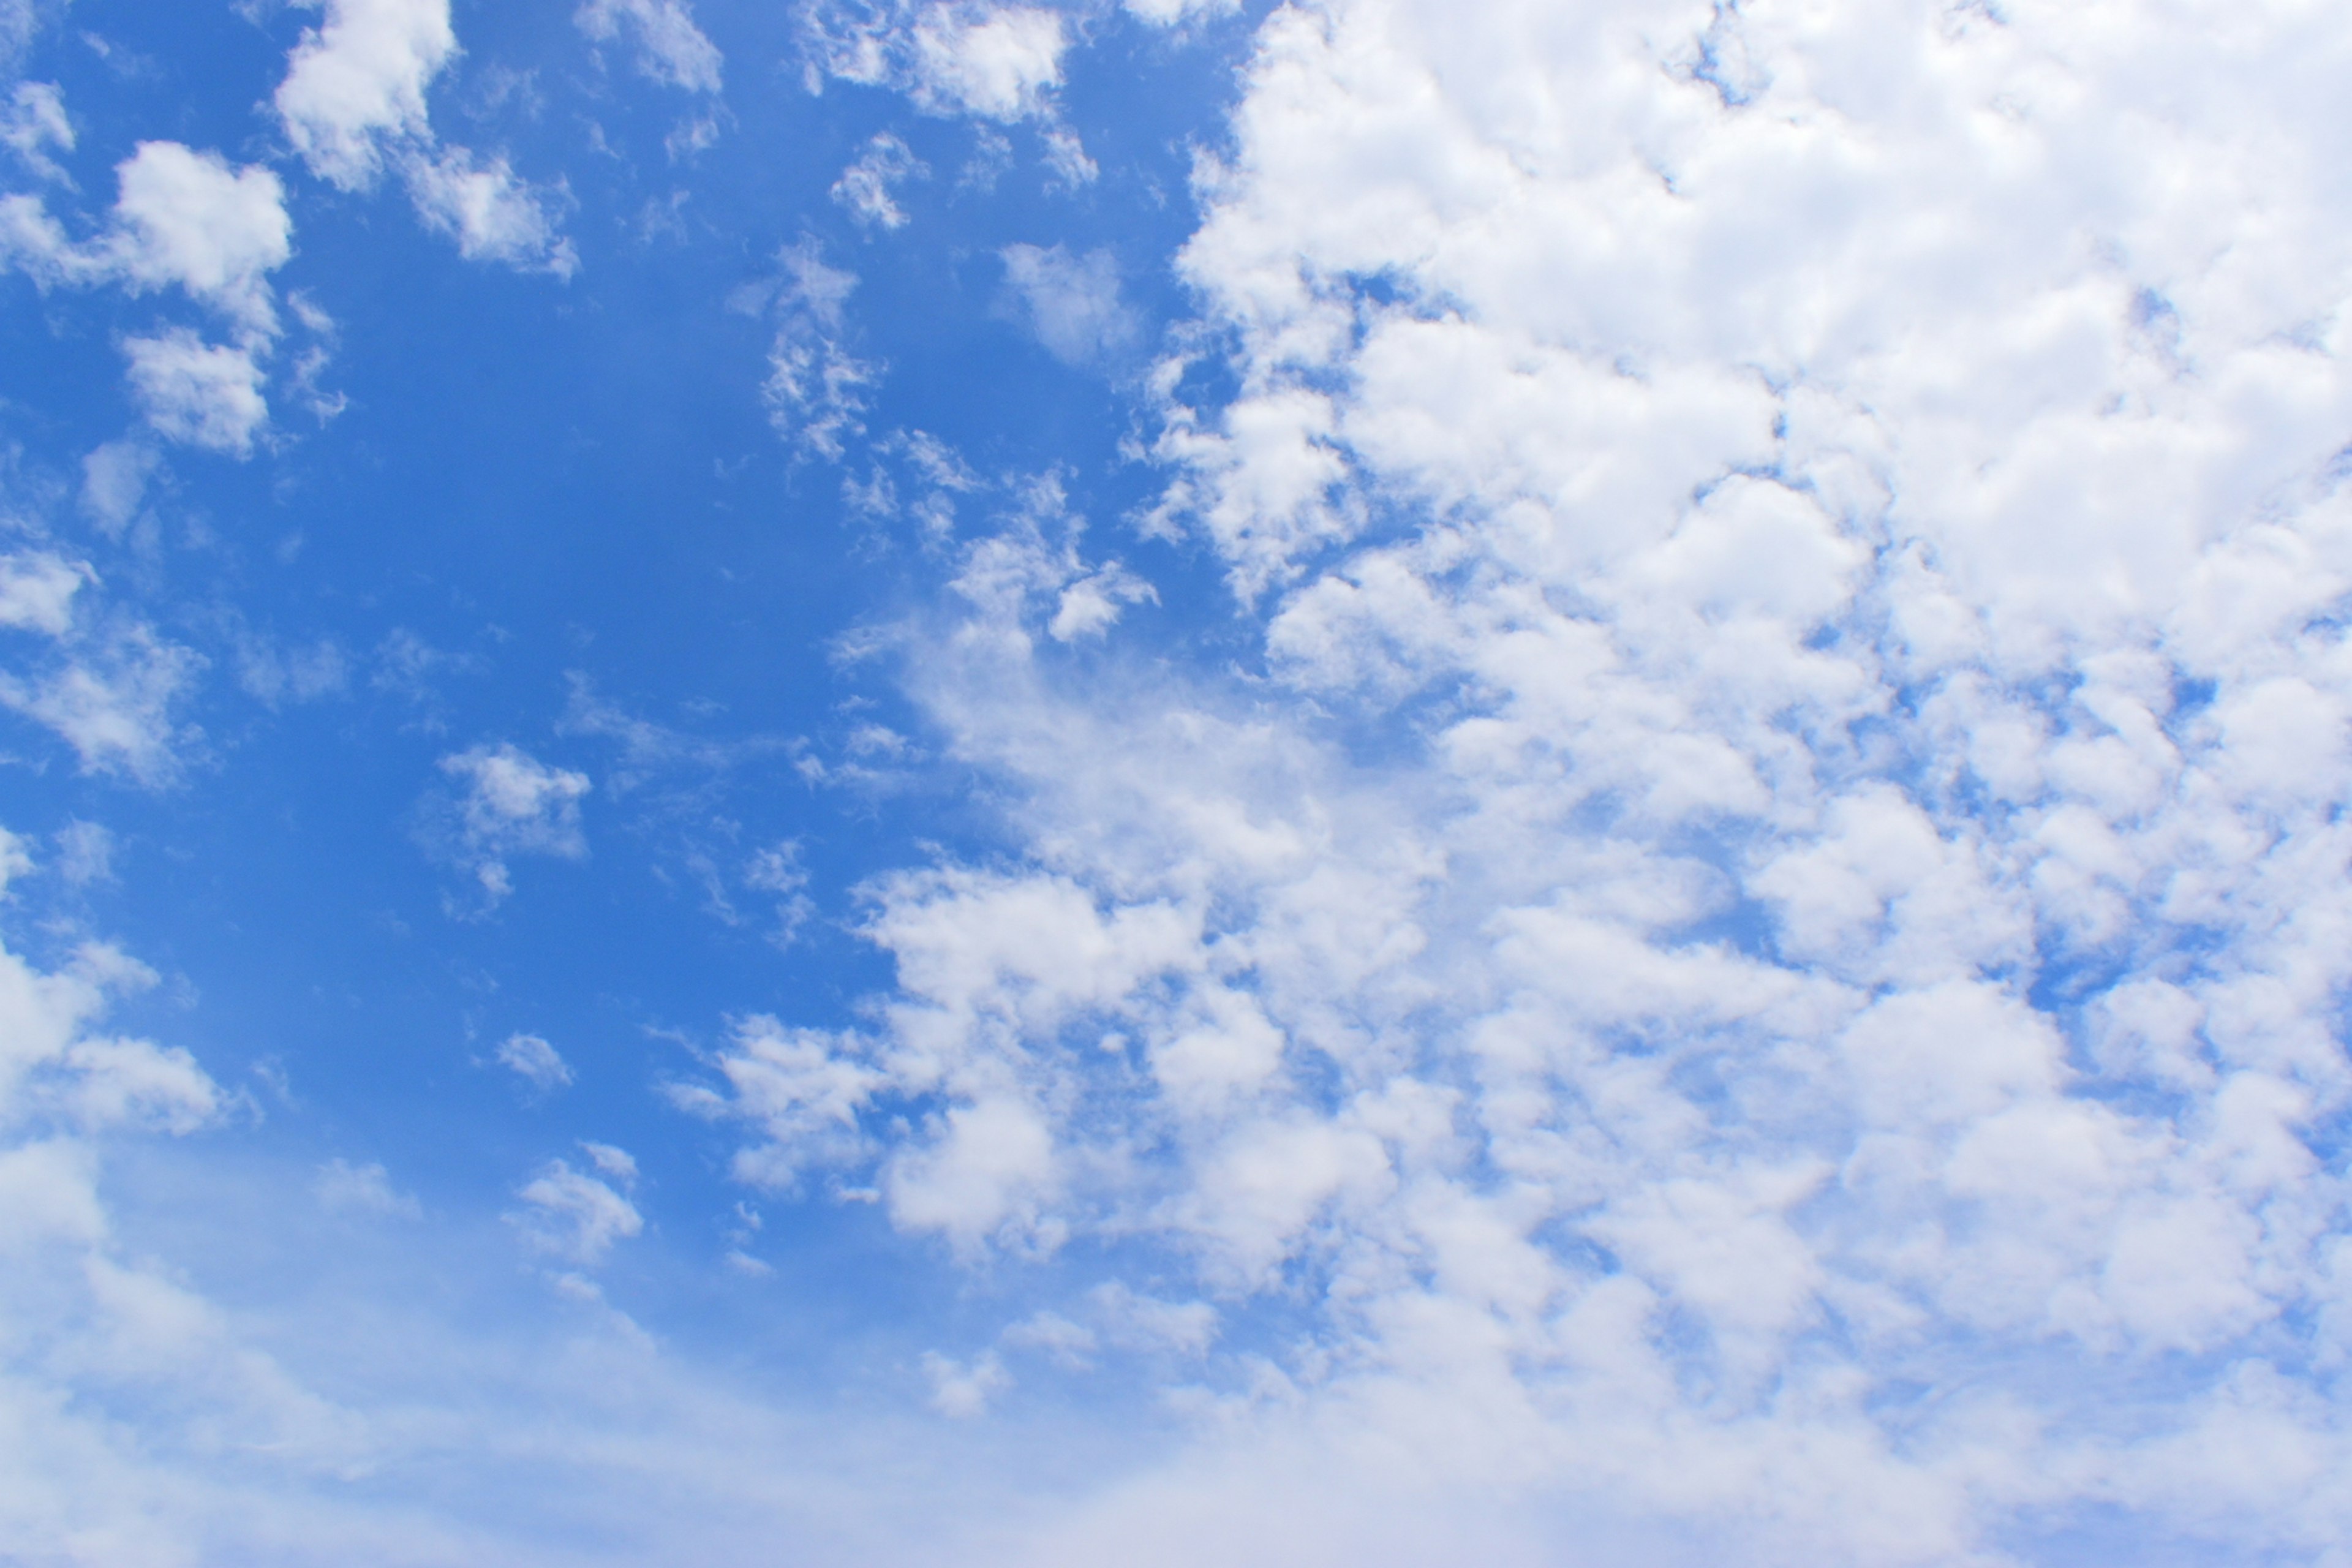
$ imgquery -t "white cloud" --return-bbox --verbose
[108,140,292,335]
[273,0,456,190]
[53,820,112,888]
[494,1031,572,1093]
[0,551,88,636]
[78,440,158,533]
[1121,0,1238,25]
[1000,243,1139,366]
[402,145,578,277]
[742,238,878,459]
[510,1156,642,1265]
[431,742,591,908]
[271,0,576,274]
[0,141,296,449]
[0,624,203,785]
[908,4,1066,121]
[1040,125,1095,189]
[681,0,2352,1556]
[829,130,926,230]
[1,80,72,183]
[576,0,722,93]
[122,328,270,453]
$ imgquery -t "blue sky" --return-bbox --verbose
[6,1,2352,1564]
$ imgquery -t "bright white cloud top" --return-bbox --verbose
[2,1,2351,1564]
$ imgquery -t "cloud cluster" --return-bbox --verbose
[804,1,1071,122]
[2,138,295,451]
[685,0,2352,1559]
[576,0,723,94]
[274,0,576,276]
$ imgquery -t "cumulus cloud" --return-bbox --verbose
[576,0,722,93]
[122,328,271,453]
[108,140,292,334]
[273,0,456,190]
[682,0,2352,1558]
[79,440,159,533]
[271,0,575,274]
[0,138,295,451]
[429,743,591,909]
[907,4,1065,121]
[0,551,88,637]
[0,622,203,786]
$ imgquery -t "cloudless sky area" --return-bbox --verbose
[6,2,2352,1564]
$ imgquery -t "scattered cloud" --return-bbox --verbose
[510,1154,641,1265]
[402,143,578,277]
[273,0,457,190]
[739,238,877,459]
[829,130,926,230]
[494,1031,573,1093]
[576,0,722,94]
[428,743,591,909]
[907,4,1066,121]
[999,244,1138,366]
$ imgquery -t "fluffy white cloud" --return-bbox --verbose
[271,0,577,274]
[908,4,1066,121]
[108,140,292,335]
[122,328,270,454]
[430,743,592,908]
[0,138,295,450]
[687,0,2352,1558]
[273,0,456,190]
[576,0,723,93]
[0,551,86,636]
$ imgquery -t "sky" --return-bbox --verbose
[4,0,2352,1564]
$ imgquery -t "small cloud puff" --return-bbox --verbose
[998,244,1139,367]
[829,132,927,230]
[494,1031,573,1093]
[429,742,591,910]
[510,1152,641,1265]
[908,4,1066,122]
